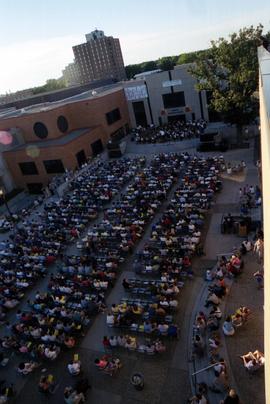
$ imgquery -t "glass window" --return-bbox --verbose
[106,108,121,125]
[19,161,39,175]
[162,92,186,108]
[57,115,69,133]
[33,121,48,139]
[43,159,65,174]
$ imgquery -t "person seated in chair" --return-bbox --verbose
[64,386,85,404]
[226,256,241,277]
[231,313,243,328]
[122,278,130,290]
[17,361,40,375]
[64,336,76,349]
[44,345,60,361]
[222,316,235,336]
[94,357,108,370]
[205,292,220,308]
[192,334,205,357]
[68,360,81,376]
[38,375,55,394]
[209,281,226,298]
[167,323,179,339]
[241,350,265,370]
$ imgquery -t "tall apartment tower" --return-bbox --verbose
[62,61,81,87]
[72,30,126,84]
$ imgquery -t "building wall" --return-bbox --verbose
[124,66,209,128]
[0,89,130,143]
[145,66,208,126]
[172,65,208,121]
[3,127,106,189]
[258,45,270,404]
[65,90,130,139]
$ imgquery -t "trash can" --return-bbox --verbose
[131,373,144,390]
[239,224,247,237]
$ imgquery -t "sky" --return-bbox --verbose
[0,0,269,94]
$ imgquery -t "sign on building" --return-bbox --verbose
[162,79,182,88]
[124,85,148,100]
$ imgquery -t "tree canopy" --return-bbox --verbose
[176,50,208,65]
[32,78,67,94]
[190,25,267,127]
[125,52,202,79]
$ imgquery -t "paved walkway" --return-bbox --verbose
[187,145,264,403]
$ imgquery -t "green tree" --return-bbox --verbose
[125,64,142,79]
[156,56,177,71]
[177,50,208,65]
[33,78,67,94]
[140,60,158,72]
[190,25,265,140]
[125,60,157,79]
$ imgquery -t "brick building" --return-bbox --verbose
[0,87,130,193]
[73,30,126,85]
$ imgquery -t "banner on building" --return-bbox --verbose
[162,79,182,88]
[124,85,148,100]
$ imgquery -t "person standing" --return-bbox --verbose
[254,238,264,263]
[220,388,240,403]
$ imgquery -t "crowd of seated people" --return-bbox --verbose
[206,252,244,281]
[134,119,206,143]
[122,277,182,297]
[0,158,144,323]
[1,154,189,365]
[102,155,223,360]
[133,155,223,277]
[192,308,232,394]
[44,158,144,239]
[94,355,122,376]
[102,334,166,354]
[0,152,231,398]
[106,301,179,338]
[239,184,262,213]
[190,240,256,399]
[106,298,177,332]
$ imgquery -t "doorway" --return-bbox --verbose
[167,114,186,123]
[76,149,87,167]
[132,101,147,127]
[91,139,104,156]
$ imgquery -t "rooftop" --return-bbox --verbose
[134,69,162,79]
[3,127,94,152]
[0,83,122,120]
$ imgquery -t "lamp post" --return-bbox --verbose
[0,188,12,219]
